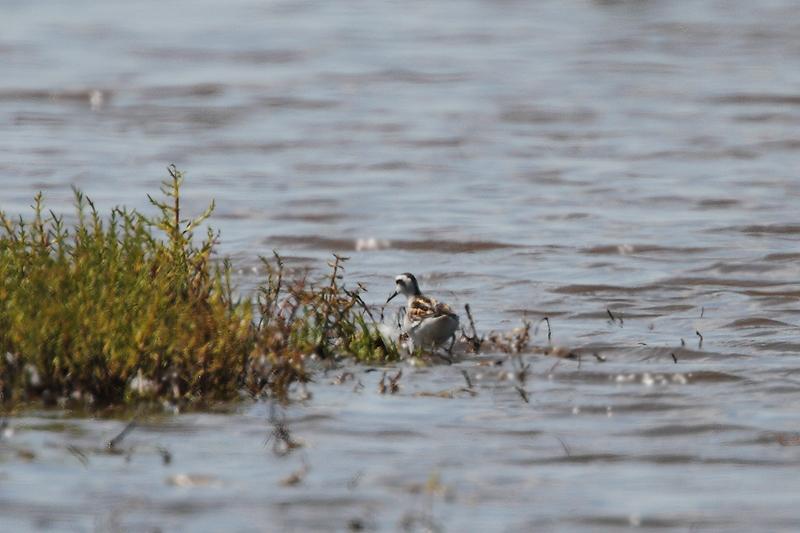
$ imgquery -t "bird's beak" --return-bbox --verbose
[386,291,399,303]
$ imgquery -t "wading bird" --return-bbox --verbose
[386,273,459,351]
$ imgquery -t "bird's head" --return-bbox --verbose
[386,272,421,303]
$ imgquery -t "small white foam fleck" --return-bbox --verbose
[642,373,655,387]
[167,473,221,488]
[572,406,580,415]
[618,244,635,255]
[355,238,390,251]
[672,374,688,385]
[89,89,104,110]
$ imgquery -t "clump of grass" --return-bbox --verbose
[0,166,396,409]
[246,253,400,401]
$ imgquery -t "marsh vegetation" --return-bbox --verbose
[0,167,405,409]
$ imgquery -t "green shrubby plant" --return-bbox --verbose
[0,166,396,409]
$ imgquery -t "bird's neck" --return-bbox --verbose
[406,291,423,302]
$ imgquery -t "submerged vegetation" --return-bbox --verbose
[0,166,399,409]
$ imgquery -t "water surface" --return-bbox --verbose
[2,0,800,531]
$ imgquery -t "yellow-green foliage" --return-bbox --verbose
[0,166,396,409]
[245,253,399,403]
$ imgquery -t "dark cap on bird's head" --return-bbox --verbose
[386,272,422,302]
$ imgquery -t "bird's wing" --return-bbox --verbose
[407,296,456,326]
[406,295,438,325]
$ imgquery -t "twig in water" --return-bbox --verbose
[157,446,172,465]
[514,385,529,403]
[671,352,678,364]
[593,353,607,362]
[67,445,89,467]
[266,405,302,456]
[534,317,552,342]
[461,369,473,389]
[280,463,309,486]
[379,370,402,394]
[462,304,483,352]
[332,372,355,385]
[700,306,705,318]
[696,330,703,349]
[389,370,402,393]
[347,470,364,490]
[680,338,686,347]
[607,308,623,327]
[107,419,137,450]
[465,304,479,335]
[554,435,571,457]
[512,353,530,386]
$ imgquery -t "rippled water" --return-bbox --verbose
[3,0,800,531]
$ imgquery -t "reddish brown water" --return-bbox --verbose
[3,0,800,531]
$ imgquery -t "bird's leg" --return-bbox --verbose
[447,334,456,356]
[434,349,453,365]
[396,307,406,329]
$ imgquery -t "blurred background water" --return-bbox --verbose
[2,0,800,531]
